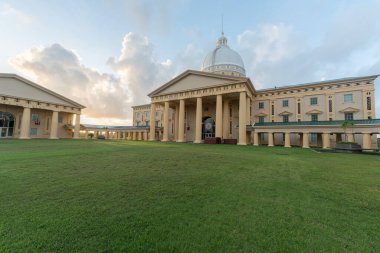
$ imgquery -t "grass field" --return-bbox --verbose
[0,140,379,252]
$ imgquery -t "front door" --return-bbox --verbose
[202,117,215,139]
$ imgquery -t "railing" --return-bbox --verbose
[253,119,380,127]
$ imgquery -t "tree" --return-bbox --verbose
[341,120,354,142]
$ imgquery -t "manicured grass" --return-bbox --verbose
[0,140,379,252]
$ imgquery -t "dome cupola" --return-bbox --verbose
[201,33,246,77]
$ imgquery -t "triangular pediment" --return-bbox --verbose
[306,109,323,114]
[255,112,268,117]
[278,110,293,116]
[148,70,252,97]
[339,107,360,113]
[0,74,84,108]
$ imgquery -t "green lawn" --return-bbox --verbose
[0,140,379,252]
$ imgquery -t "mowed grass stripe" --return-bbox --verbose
[0,140,379,252]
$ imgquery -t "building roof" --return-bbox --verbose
[0,73,85,109]
[148,69,255,97]
[202,33,246,76]
[257,74,379,93]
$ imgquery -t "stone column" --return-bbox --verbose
[149,103,156,141]
[362,133,371,149]
[138,132,142,140]
[194,97,202,143]
[223,99,229,139]
[322,133,331,149]
[143,131,147,140]
[19,107,31,139]
[302,132,310,148]
[246,96,251,125]
[299,133,303,146]
[162,101,169,142]
[238,92,247,145]
[268,132,274,147]
[215,94,223,138]
[73,114,81,139]
[347,133,354,142]
[177,99,185,142]
[317,133,323,147]
[49,110,59,139]
[175,104,179,141]
[284,132,291,147]
[85,130,89,139]
[253,132,259,146]
[132,132,136,140]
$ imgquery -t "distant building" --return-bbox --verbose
[0,73,84,139]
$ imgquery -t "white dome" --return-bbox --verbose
[201,33,246,77]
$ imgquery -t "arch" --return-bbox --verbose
[202,116,215,139]
[0,112,15,138]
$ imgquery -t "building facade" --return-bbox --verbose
[0,73,84,139]
[129,33,379,149]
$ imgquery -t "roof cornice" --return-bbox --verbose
[0,73,86,109]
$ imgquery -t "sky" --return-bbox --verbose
[1,0,380,125]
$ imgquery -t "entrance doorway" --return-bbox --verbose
[0,112,15,138]
[202,117,215,139]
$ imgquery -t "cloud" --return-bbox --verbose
[10,43,131,121]
[9,33,177,125]
[0,3,35,25]
[108,32,175,105]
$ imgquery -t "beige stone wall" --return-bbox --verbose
[0,104,73,138]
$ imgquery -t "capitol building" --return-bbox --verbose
[0,33,379,149]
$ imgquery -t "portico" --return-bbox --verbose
[147,70,255,145]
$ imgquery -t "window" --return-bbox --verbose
[46,118,50,130]
[328,100,333,113]
[145,112,150,118]
[282,100,289,107]
[271,105,274,115]
[297,103,301,114]
[311,133,317,143]
[344,94,353,103]
[146,121,149,127]
[259,102,264,109]
[344,112,353,121]
[329,117,332,121]
[30,128,37,136]
[258,116,265,123]
[229,107,232,117]
[311,114,318,122]
[155,121,160,127]
[367,97,371,110]
[310,97,318,105]
[229,121,232,134]
[58,115,63,123]
[31,113,40,125]
[283,115,289,122]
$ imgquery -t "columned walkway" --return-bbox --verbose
[251,119,380,149]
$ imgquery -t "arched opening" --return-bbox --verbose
[202,116,215,139]
[0,112,15,138]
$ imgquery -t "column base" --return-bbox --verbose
[284,145,291,148]
[161,139,169,142]
[49,137,59,139]
[176,139,185,143]
[18,137,31,139]
[302,146,310,149]
[193,140,202,144]
[237,142,247,146]
[268,144,274,147]
[253,144,259,146]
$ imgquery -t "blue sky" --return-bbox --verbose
[1,0,380,124]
